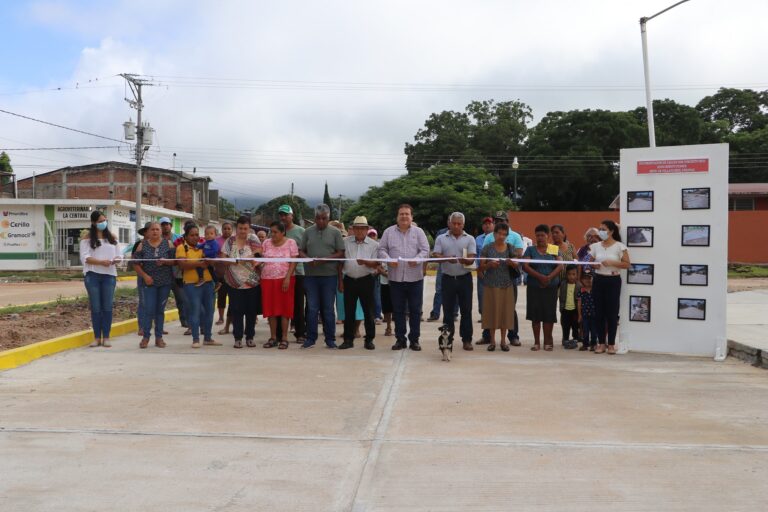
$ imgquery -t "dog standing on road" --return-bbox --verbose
[438,325,453,362]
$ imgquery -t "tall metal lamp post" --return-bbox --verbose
[640,0,690,147]
[512,156,519,209]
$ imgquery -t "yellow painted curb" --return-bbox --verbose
[117,275,135,282]
[0,309,179,371]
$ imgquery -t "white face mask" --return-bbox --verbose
[598,230,609,241]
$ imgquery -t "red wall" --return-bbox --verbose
[506,210,768,264]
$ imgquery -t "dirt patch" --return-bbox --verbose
[0,296,140,351]
[727,278,768,293]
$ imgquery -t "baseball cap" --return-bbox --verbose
[159,217,172,225]
[277,205,293,214]
[493,210,507,220]
[482,216,494,224]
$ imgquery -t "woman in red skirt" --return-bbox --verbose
[261,221,299,349]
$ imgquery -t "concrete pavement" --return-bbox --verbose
[2,278,768,511]
[0,280,136,307]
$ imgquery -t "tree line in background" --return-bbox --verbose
[245,87,768,235]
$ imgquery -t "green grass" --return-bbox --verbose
[0,287,138,316]
[728,264,768,279]
[0,269,132,282]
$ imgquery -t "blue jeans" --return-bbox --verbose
[477,274,484,314]
[172,278,188,327]
[390,280,424,344]
[374,275,382,318]
[84,272,116,339]
[184,281,215,342]
[581,315,598,347]
[136,278,144,329]
[441,273,473,342]
[140,283,171,339]
[304,275,337,346]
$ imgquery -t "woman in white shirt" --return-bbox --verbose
[588,220,630,354]
[80,210,121,347]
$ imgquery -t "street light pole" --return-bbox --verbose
[512,156,519,209]
[121,74,154,235]
[640,0,690,148]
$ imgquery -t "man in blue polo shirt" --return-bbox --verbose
[479,210,524,345]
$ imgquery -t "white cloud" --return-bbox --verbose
[4,0,768,204]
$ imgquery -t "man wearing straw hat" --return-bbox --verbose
[338,216,380,350]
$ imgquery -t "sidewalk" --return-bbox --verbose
[1,277,767,510]
[727,288,768,366]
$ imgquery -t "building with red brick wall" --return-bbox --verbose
[16,161,220,223]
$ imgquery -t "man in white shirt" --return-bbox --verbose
[338,216,380,350]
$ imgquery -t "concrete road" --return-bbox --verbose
[2,278,767,511]
[0,280,136,307]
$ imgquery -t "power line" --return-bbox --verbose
[0,146,121,151]
[0,108,126,144]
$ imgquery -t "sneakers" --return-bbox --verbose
[203,339,222,346]
[191,341,201,349]
[102,339,112,348]
[301,341,316,349]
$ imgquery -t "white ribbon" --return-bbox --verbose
[129,256,592,265]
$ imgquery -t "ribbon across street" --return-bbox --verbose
[126,256,594,265]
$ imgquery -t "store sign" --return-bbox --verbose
[0,208,37,250]
[637,158,709,175]
[55,205,92,220]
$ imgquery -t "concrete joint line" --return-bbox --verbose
[348,350,407,512]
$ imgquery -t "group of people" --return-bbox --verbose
[80,203,630,355]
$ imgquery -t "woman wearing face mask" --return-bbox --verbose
[80,210,121,348]
[589,220,630,354]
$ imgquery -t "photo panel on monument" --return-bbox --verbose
[681,225,710,247]
[681,187,711,210]
[626,226,654,248]
[629,295,651,323]
[626,190,654,212]
[627,263,654,285]
[679,264,708,286]
[677,298,706,321]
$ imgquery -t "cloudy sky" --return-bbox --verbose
[2,0,766,206]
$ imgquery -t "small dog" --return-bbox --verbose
[438,325,453,362]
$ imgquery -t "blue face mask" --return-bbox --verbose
[598,229,609,241]
[96,221,108,231]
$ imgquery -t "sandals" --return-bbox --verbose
[544,345,554,352]
[530,344,541,351]
[218,329,230,335]
[487,344,496,352]
[246,339,256,348]
[384,327,393,336]
[263,339,277,348]
[139,338,149,349]
[215,319,224,325]
[278,340,289,350]
[234,339,243,349]
[500,343,510,352]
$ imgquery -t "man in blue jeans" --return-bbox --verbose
[300,204,345,349]
[432,212,477,351]
[378,204,430,351]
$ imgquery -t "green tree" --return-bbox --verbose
[0,151,12,188]
[404,100,532,187]
[726,127,768,183]
[342,164,511,236]
[522,109,646,210]
[696,87,768,133]
[322,182,332,208]
[254,195,313,225]
[632,99,720,146]
[218,197,237,220]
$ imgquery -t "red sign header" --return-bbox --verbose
[637,158,709,175]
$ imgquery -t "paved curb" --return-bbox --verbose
[728,339,768,369]
[0,309,179,371]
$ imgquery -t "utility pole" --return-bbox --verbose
[121,74,155,235]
